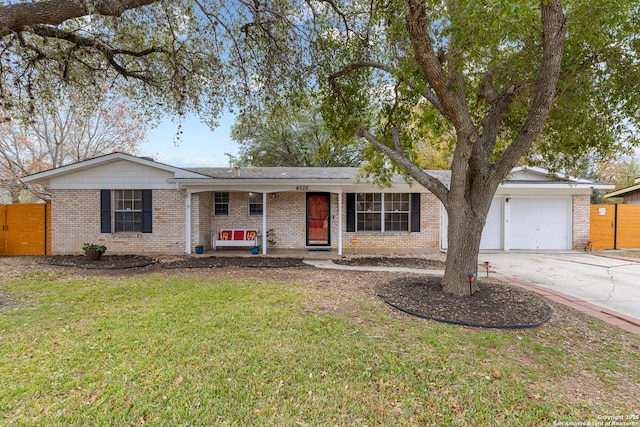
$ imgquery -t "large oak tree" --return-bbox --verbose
[247,0,639,296]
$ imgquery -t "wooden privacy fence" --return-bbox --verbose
[590,204,640,250]
[0,204,51,256]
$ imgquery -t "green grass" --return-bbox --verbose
[617,250,640,258]
[1,271,639,426]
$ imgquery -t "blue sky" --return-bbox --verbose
[143,112,239,167]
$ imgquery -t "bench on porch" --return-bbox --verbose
[213,229,259,250]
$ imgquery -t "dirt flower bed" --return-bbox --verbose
[39,255,154,269]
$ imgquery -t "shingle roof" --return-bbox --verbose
[185,166,452,184]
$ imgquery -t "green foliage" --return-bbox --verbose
[526,0,640,174]
[231,101,364,167]
[82,243,107,253]
[1,0,638,172]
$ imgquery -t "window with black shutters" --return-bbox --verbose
[101,189,152,233]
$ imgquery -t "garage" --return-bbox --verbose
[474,196,572,250]
[509,197,570,250]
[438,166,604,252]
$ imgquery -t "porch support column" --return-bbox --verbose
[263,192,267,255]
[338,190,343,256]
[185,191,192,254]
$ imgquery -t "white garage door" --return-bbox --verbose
[480,198,503,250]
[509,198,570,250]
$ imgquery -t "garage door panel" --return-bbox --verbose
[510,197,569,250]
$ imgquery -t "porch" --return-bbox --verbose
[186,189,345,256]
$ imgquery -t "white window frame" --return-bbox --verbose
[114,189,143,233]
[356,193,410,232]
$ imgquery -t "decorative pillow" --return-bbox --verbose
[219,230,232,240]
[233,230,245,240]
[246,230,257,240]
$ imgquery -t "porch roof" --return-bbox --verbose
[185,166,452,182]
[170,167,453,193]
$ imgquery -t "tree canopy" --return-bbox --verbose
[231,103,364,167]
[0,87,145,202]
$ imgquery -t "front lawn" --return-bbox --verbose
[1,268,638,426]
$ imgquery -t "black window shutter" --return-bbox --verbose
[100,190,111,233]
[410,193,420,232]
[141,190,152,233]
[346,193,356,232]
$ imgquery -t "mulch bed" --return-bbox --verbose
[38,255,155,269]
[377,275,552,328]
[36,255,551,328]
[37,255,308,269]
[159,256,307,269]
[334,256,445,269]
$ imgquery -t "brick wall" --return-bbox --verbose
[343,192,441,252]
[191,192,213,250]
[210,191,441,252]
[572,194,590,251]
[52,188,587,255]
[52,189,186,255]
[211,192,307,249]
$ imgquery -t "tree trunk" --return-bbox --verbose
[9,183,21,204]
[441,192,492,297]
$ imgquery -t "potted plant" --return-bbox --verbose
[195,245,204,254]
[83,243,107,261]
[250,244,260,255]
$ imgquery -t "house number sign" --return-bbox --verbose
[296,185,309,191]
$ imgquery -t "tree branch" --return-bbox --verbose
[493,0,566,180]
[359,126,449,202]
[26,24,167,82]
[0,0,158,38]
[403,0,474,132]
[328,60,445,115]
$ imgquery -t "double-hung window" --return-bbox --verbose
[214,192,229,216]
[100,189,152,233]
[355,193,410,232]
[249,192,263,216]
[356,193,382,231]
[114,190,142,232]
[384,193,410,231]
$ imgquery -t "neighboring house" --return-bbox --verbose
[603,177,640,204]
[21,153,611,255]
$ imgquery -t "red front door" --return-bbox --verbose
[307,193,330,246]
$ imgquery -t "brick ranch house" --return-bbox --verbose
[21,152,611,255]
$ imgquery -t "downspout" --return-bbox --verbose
[262,192,267,255]
[338,191,343,256]
[185,190,192,254]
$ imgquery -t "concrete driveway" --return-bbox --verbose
[481,252,640,321]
